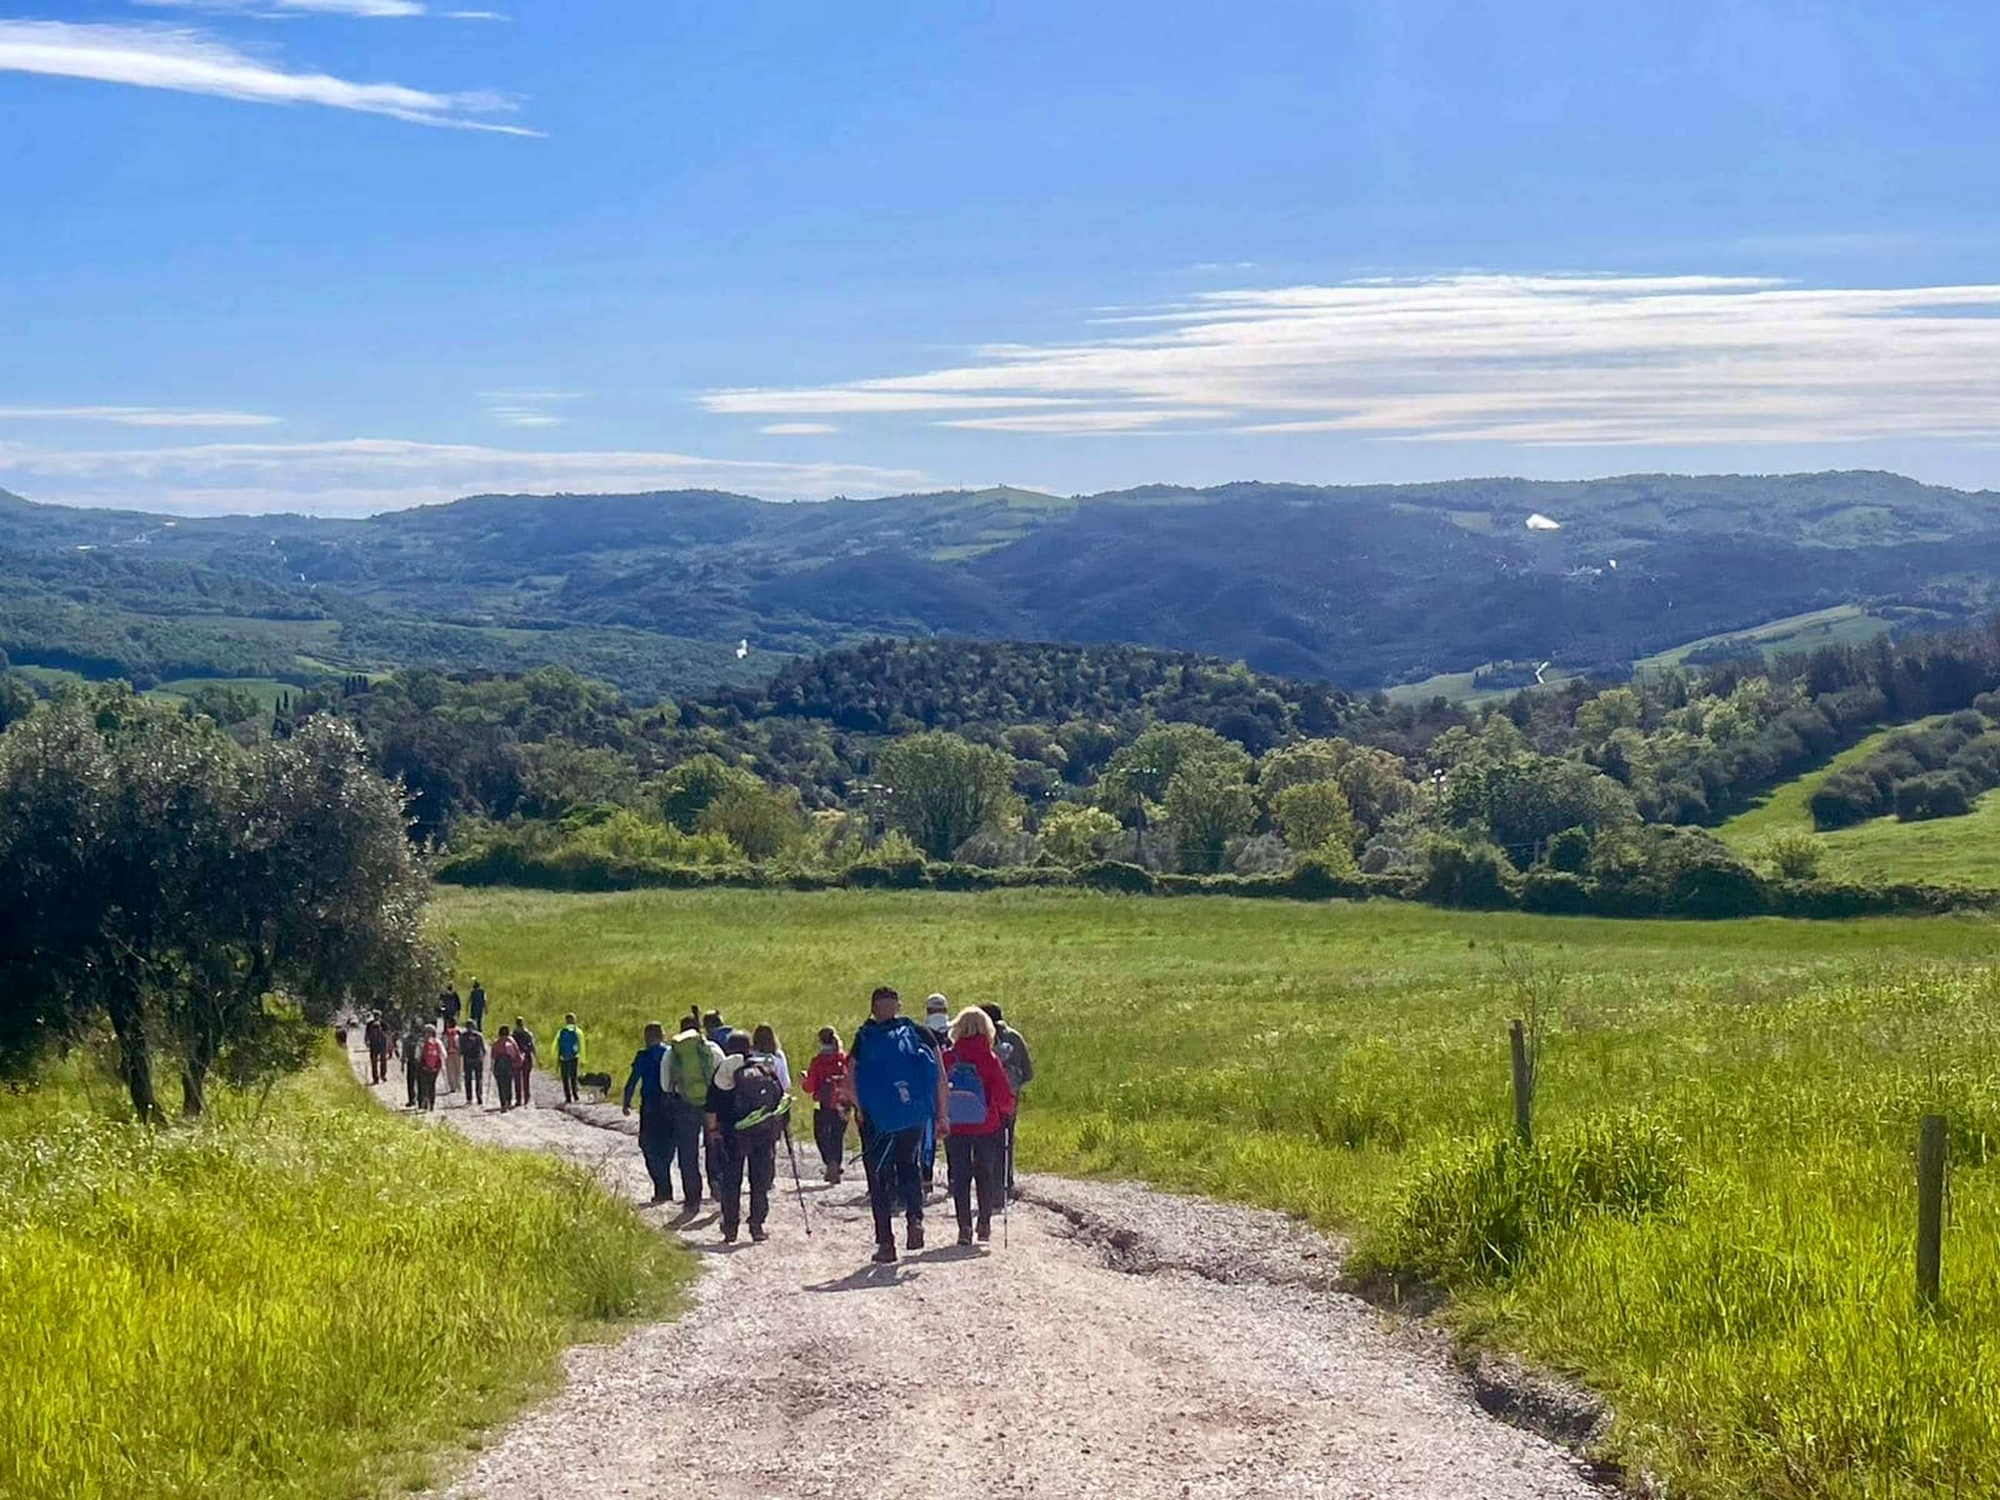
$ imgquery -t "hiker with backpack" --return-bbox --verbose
[468,979,487,1033]
[416,1026,446,1112]
[707,1035,787,1243]
[439,984,461,1029]
[364,1014,391,1084]
[801,1027,850,1183]
[919,994,951,1192]
[663,1017,722,1212]
[845,986,948,1263]
[399,1019,423,1108]
[441,1018,463,1100]
[622,1022,677,1205]
[491,1026,522,1113]
[556,1013,585,1103]
[458,1023,486,1106]
[512,1016,537,1107]
[981,1004,1034,1192]
[943,1008,1015,1244]
[751,1023,791,1093]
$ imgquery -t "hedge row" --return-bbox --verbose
[435,846,1994,920]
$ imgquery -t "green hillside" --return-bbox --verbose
[1720,720,2000,887]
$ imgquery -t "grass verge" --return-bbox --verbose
[0,1056,689,1500]
[438,884,2000,1500]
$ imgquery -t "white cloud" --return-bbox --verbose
[483,390,582,428]
[759,422,839,436]
[701,273,2000,448]
[138,0,429,16]
[0,20,536,134]
[0,436,928,515]
[0,404,278,428]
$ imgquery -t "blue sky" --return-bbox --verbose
[5,1,2000,513]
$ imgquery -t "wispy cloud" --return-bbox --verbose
[482,390,582,428]
[0,20,536,134]
[0,404,278,428]
[0,437,927,515]
[137,0,429,16]
[702,273,2000,447]
[760,422,839,436]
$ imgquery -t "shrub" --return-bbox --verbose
[1077,860,1157,894]
[1521,869,1592,915]
[1755,829,1825,881]
[1539,824,1593,874]
[1414,834,1522,910]
[1036,803,1120,867]
[1895,770,1975,822]
[1370,1114,1686,1284]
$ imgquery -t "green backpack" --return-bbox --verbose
[663,1030,716,1101]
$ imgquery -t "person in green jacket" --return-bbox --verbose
[556,1013,585,1102]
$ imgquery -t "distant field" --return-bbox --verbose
[153,676,300,709]
[1634,603,1892,674]
[1720,718,2000,887]
[1387,663,1578,705]
[439,884,2000,1500]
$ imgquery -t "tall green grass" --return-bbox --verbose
[439,885,2000,1499]
[0,1059,687,1500]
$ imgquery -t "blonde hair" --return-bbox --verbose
[949,1006,996,1043]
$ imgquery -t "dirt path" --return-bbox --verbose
[355,1048,1604,1500]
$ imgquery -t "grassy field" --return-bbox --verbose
[0,1056,688,1500]
[439,884,2000,1500]
[1720,721,2000,887]
[1633,603,1893,674]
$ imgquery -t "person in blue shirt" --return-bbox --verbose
[621,1022,674,1206]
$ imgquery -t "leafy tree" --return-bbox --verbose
[519,737,641,818]
[657,752,760,832]
[1271,779,1359,856]
[697,782,806,860]
[1038,803,1120,866]
[1258,738,1349,798]
[1442,753,1637,865]
[1162,764,1257,874]
[875,731,1021,860]
[1100,724,1251,816]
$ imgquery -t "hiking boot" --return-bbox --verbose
[872,1242,898,1265]
[906,1222,925,1252]
[750,1226,769,1243]
[957,1225,974,1246]
[976,1217,991,1242]
[720,1225,738,1244]
[830,1166,844,1184]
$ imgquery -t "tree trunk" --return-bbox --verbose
[120,1027,159,1124]
[180,1062,207,1119]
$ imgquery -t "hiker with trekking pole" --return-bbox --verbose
[942,1007,1015,1245]
[707,1036,787,1243]
[845,987,947,1264]
[980,1004,1033,1195]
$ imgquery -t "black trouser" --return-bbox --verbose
[946,1131,1004,1230]
[715,1134,776,1236]
[670,1096,705,1206]
[462,1060,483,1103]
[369,1049,389,1084]
[559,1056,580,1102]
[493,1064,515,1109]
[417,1068,439,1111]
[404,1060,419,1106]
[637,1102,675,1201]
[860,1123,925,1246]
[814,1106,848,1171]
[515,1061,533,1108]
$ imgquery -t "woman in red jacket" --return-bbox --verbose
[800,1027,850,1184]
[942,1007,1017,1245]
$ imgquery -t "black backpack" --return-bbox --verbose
[734,1056,788,1147]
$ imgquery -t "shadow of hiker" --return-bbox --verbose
[917,1243,985,1263]
[803,1263,916,1293]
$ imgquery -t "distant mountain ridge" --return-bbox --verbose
[1,471,1996,698]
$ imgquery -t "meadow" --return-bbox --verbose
[439,884,2000,1500]
[1721,723,2000,888]
[0,1057,688,1500]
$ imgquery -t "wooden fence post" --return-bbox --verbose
[1509,1018,1533,1147]
[1917,1113,1947,1311]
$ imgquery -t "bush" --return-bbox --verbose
[1521,869,1592,915]
[1895,771,1975,822]
[1414,834,1522,910]
[1369,1114,1686,1284]
[1077,860,1157,894]
[1756,829,1825,881]
[1539,824,1593,874]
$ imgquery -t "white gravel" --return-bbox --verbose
[352,1047,1604,1500]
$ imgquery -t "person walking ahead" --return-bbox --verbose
[364,1014,391,1084]
[981,1003,1034,1193]
[846,987,946,1264]
[707,1036,785,1244]
[802,1027,850,1183]
[622,1022,676,1206]
[458,1023,486,1106]
[512,1016,537,1108]
[664,1019,721,1212]
[491,1026,521,1113]
[556,1014,585,1103]
[416,1025,446,1113]
[942,1008,1015,1244]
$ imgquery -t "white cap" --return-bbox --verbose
[925,992,949,1012]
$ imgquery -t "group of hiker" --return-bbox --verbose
[361,979,588,1112]
[621,989,1034,1261]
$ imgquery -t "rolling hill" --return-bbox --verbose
[2,471,1997,700]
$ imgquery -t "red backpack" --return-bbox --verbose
[420,1037,444,1072]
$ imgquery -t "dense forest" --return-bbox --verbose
[9,621,1995,920]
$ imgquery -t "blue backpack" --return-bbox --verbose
[947,1058,988,1127]
[853,1018,939,1136]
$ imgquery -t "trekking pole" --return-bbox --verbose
[1002,1130,1013,1249]
[782,1128,814,1238]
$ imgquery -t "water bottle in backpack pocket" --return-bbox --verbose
[947,1058,988,1127]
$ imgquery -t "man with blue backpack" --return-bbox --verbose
[845,986,948,1264]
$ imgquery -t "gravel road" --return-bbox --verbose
[354,1047,1604,1500]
